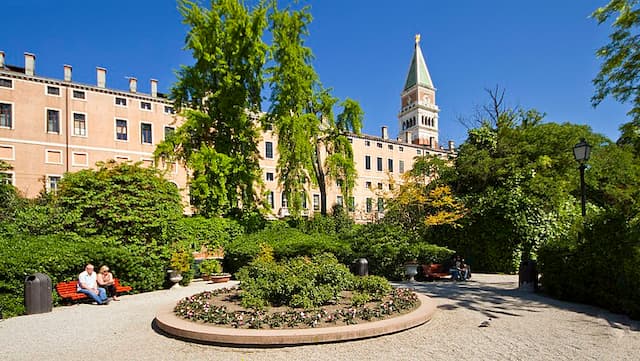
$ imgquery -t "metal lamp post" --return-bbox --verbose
[573,138,592,218]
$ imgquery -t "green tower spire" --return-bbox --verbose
[403,34,433,91]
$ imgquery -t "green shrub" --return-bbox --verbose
[224,222,353,274]
[236,253,356,309]
[344,223,454,280]
[174,216,244,251]
[0,233,170,317]
[538,212,640,319]
[353,275,392,300]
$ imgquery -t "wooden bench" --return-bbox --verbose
[56,279,132,302]
[421,263,450,280]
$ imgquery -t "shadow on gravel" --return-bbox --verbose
[394,278,639,332]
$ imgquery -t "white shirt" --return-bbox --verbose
[78,271,97,291]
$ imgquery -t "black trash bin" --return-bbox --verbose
[24,273,52,315]
[353,258,368,276]
[518,260,538,291]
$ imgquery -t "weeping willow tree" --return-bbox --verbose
[267,4,363,216]
[155,0,268,216]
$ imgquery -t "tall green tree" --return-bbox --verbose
[156,0,268,216]
[267,5,362,216]
[592,0,640,152]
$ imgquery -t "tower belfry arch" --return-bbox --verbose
[398,34,439,148]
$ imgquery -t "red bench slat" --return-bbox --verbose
[56,279,132,301]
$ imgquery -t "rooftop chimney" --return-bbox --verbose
[381,126,388,140]
[24,52,35,76]
[128,77,137,93]
[0,51,5,68]
[63,65,72,81]
[96,67,106,88]
[448,140,455,152]
[150,79,158,97]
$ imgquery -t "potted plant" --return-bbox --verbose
[403,245,420,282]
[168,249,192,289]
[198,259,219,281]
[207,259,231,283]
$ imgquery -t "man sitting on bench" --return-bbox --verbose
[77,264,110,305]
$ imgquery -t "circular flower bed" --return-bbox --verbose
[174,287,419,329]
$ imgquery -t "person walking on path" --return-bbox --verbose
[77,264,109,305]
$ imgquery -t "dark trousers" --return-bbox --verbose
[104,284,116,298]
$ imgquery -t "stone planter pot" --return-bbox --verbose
[210,274,231,283]
[168,270,183,289]
[404,263,419,282]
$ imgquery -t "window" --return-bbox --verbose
[164,126,175,139]
[377,198,384,212]
[72,90,85,99]
[46,109,60,133]
[267,191,274,208]
[376,157,383,171]
[336,195,343,206]
[365,140,370,147]
[377,142,382,148]
[0,78,12,88]
[399,146,404,152]
[365,155,371,170]
[365,181,372,189]
[348,197,355,212]
[377,182,383,190]
[72,152,89,167]
[388,144,393,150]
[140,101,152,111]
[301,193,308,209]
[116,119,128,141]
[348,137,353,143]
[388,159,394,173]
[266,172,274,181]
[141,123,152,144]
[264,122,273,131]
[73,113,86,136]
[281,192,288,207]
[399,160,405,173]
[366,198,373,213]
[417,149,422,155]
[45,150,63,164]
[313,194,320,211]
[389,184,394,191]
[47,175,61,193]
[0,172,14,185]
[265,141,273,159]
[0,103,12,128]
[115,97,127,106]
[164,105,174,114]
[46,86,60,96]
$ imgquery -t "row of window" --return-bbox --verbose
[0,77,174,113]
[0,172,60,192]
[362,139,404,152]
[264,191,383,213]
[364,156,405,173]
[0,103,174,144]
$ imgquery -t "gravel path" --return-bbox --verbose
[1,274,638,361]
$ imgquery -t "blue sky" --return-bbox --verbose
[1,0,627,146]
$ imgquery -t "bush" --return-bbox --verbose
[538,211,640,319]
[236,253,357,309]
[174,216,244,251]
[344,223,454,280]
[224,222,353,274]
[0,233,170,317]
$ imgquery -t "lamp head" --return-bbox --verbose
[573,138,591,163]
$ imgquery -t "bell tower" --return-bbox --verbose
[398,34,439,148]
